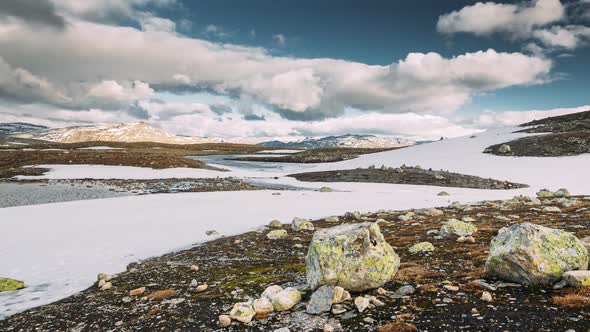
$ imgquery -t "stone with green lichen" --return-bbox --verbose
[271,287,301,311]
[305,222,400,292]
[0,278,25,292]
[319,187,334,193]
[292,217,314,231]
[440,219,477,237]
[484,222,589,286]
[563,270,590,287]
[325,216,340,222]
[266,229,288,240]
[408,242,435,254]
[269,220,283,229]
[229,302,256,323]
[537,189,554,199]
[554,188,571,198]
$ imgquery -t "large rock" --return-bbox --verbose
[0,277,25,292]
[306,285,335,314]
[306,223,400,292]
[292,217,314,231]
[440,219,477,237]
[485,223,589,285]
[229,302,256,324]
[271,287,301,311]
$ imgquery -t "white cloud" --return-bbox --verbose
[437,0,565,36]
[0,19,552,119]
[87,80,154,103]
[138,13,176,33]
[273,34,286,46]
[203,25,232,39]
[51,0,177,23]
[465,105,590,127]
[532,25,590,49]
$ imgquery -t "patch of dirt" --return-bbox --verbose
[230,147,397,163]
[3,197,590,331]
[288,165,528,189]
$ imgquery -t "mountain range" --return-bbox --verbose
[257,134,416,149]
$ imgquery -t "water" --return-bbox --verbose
[0,182,131,208]
[190,154,316,174]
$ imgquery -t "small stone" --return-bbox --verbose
[97,273,111,282]
[307,285,335,314]
[267,229,288,240]
[195,284,208,292]
[325,216,340,222]
[332,304,347,315]
[142,289,177,301]
[319,187,333,193]
[115,321,123,327]
[333,286,351,304]
[563,270,590,287]
[269,220,283,229]
[261,285,283,300]
[271,287,301,311]
[97,279,106,288]
[481,291,493,302]
[292,217,315,231]
[498,144,511,154]
[457,236,475,243]
[129,287,145,296]
[377,287,388,296]
[443,285,459,292]
[408,242,435,254]
[100,282,112,291]
[218,314,232,327]
[354,296,370,313]
[230,302,255,324]
[253,297,274,315]
[440,219,477,237]
[323,323,335,332]
[206,230,219,236]
[189,279,198,287]
[190,265,199,272]
[437,191,450,196]
[392,285,415,298]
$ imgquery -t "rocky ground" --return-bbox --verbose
[230,147,396,163]
[484,110,590,157]
[0,141,281,178]
[2,191,590,331]
[289,165,527,190]
[1,177,267,195]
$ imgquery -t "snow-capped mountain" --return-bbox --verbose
[0,122,48,136]
[258,134,416,149]
[15,122,221,144]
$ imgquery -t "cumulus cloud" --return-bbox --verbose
[465,105,590,128]
[138,13,176,33]
[0,0,66,29]
[532,25,590,49]
[437,0,565,36]
[0,18,552,119]
[51,0,177,23]
[203,25,233,39]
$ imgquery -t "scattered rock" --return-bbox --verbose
[344,211,362,220]
[100,282,112,291]
[195,284,208,292]
[319,187,334,193]
[0,278,25,292]
[230,302,256,324]
[481,291,493,302]
[443,285,459,292]
[354,296,370,313]
[306,285,335,314]
[218,314,232,327]
[440,219,477,237]
[498,144,511,154]
[129,287,145,296]
[392,285,415,298]
[306,223,400,292]
[437,191,450,196]
[206,230,219,236]
[190,265,199,272]
[97,273,111,282]
[143,289,177,301]
[271,287,301,311]
[253,297,274,315]
[408,242,435,254]
[542,206,562,213]
[485,222,589,285]
[269,220,283,229]
[563,270,590,287]
[261,285,283,300]
[457,236,476,243]
[267,229,288,240]
[292,217,315,231]
[323,323,335,332]
[324,216,340,222]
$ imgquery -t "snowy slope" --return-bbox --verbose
[0,123,47,136]
[15,122,220,144]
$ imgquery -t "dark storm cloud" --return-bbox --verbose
[0,0,66,29]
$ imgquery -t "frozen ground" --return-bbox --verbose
[1,126,589,318]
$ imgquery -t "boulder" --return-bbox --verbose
[306,223,400,292]
[554,188,571,198]
[437,191,450,196]
[230,302,256,324]
[292,217,314,231]
[325,216,340,223]
[271,287,301,311]
[306,285,335,314]
[536,189,554,198]
[408,242,435,254]
[261,285,283,300]
[485,223,589,285]
[253,297,274,315]
[319,187,334,193]
[267,229,288,240]
[563,270,590,287]
[440,219,477,237]
[498,144,511,154]
[269,220,283,229]
[0,277,25,292]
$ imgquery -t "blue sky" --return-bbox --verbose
[0,0,589,139]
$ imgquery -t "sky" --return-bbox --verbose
[0,0,589,140]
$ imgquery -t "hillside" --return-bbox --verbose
[0,123,48,136]
[15,122,220,145]
[258,134,415,149]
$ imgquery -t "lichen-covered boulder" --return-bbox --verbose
[292,217,314,231]
[0,278,25,292]
[408,242,435,254]
[440,219,477,237]
[229,302,255,323]
[269,220,283,229]
[537,189,554,198]
[485,223,589,285]
[306,223,400,292]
